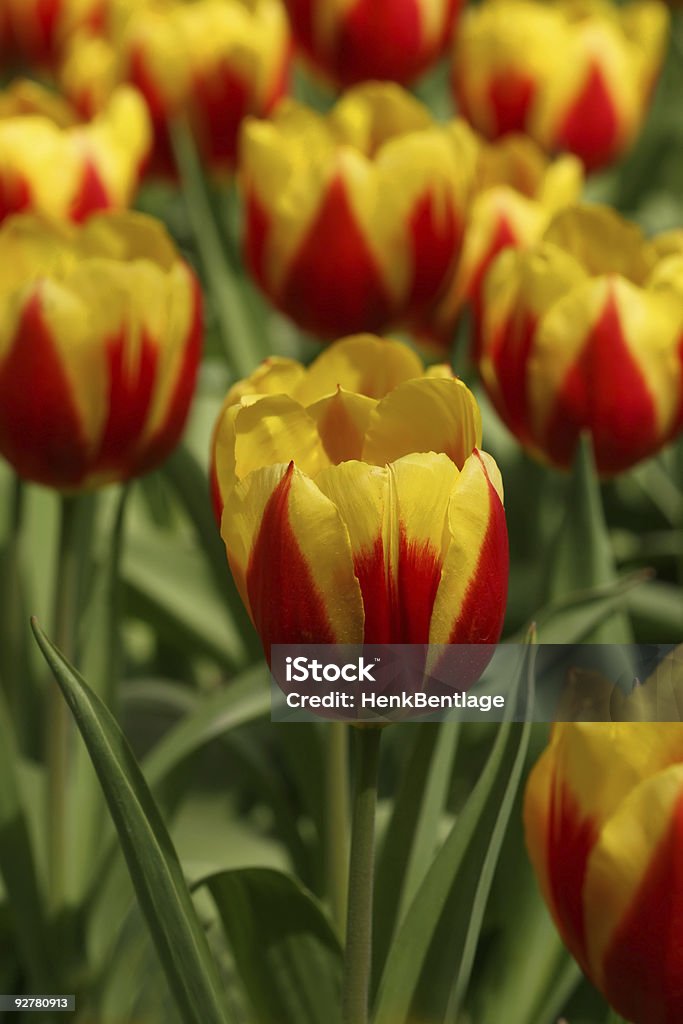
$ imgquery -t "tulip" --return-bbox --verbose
[60,0,291,175]
[525,649,683,1024]
[4,0,106,68]
[240,84,475,339]
[283,0,461,87]
[422,132,583,353]
[0,79,150,223]
[0,212,202,489]
[212,334,508,655]
[453,0,669,171]
[649,234,683,437]
[478,205,683,475]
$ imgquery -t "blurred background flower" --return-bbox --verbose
[478,204,683,474]
[0,79,150,222]
[283,0,462,87]
[59,0,291,176]
[0,211,201,488]
[0,0,681,1020]
[3,0,106,70]
[240,83,475,338]
[453,0,669,170]
[213,334,508,654]
[525,658,683,1024]
[418,132,584,352]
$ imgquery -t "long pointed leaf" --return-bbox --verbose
[68,489,127,903]
[0,688,51,988]
[31,618,230,1024]
[444,646,536,1019]
[373,643,532,1024]
[372,723,459,990]
[203,867,343,1024]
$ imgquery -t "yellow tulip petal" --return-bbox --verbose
[222,461,364,651]
[540,722,683,840]
[307,387,377,463]
[233,393,330,484]
[584,761,683,999]
[294,334,424,405]
[542,205,656,285]
[529,275,680,445]
[331,82,433,154]
[362,377,482,469]
[226,356,306,407]
[429,449,507,644]
[317,452,459,642]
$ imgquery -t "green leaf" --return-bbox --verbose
[372,723,459,989]
[627,581,683,639]
[530,570,650,644]
[142,666,270,788]
[0,473,38,751]
[203,867,343,1024]
[67,488,127,903]
[0,688,51,988]
[85,666,272,978]
[443,648,535,1021]
[545,434,632,643]
[170,117,268,377]
[161,446,259,659]
[530,958,583,1024]
[122,524,248,670]
[31,619,231,1024]
[372,643,533,1024]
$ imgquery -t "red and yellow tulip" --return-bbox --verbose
[649,233,683,437]
[241,84,475,339]
[0,212,202,489]
[478,205,683,474]
[211,334,508,655]
[422,132,583,353]
[283,0,461,87]
[453,0,669,171]
[3,0,106,68]
[0,79,150,223]
[525,649,683,1024]
[60,0,290,174]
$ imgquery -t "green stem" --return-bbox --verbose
[325,722,350,941]
[169,116,266,379]
[46,494,82,911]
[343,727,382,1024]
[1,475,24,710]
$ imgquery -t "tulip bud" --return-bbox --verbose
[0,212,202,489]
[525,648,683,1024]
[0,79,150,223]
[211,334,508,655]
[283,0,461,87]
[453,0,669,171]
[240,83,476,339]
[478,205,683,474]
